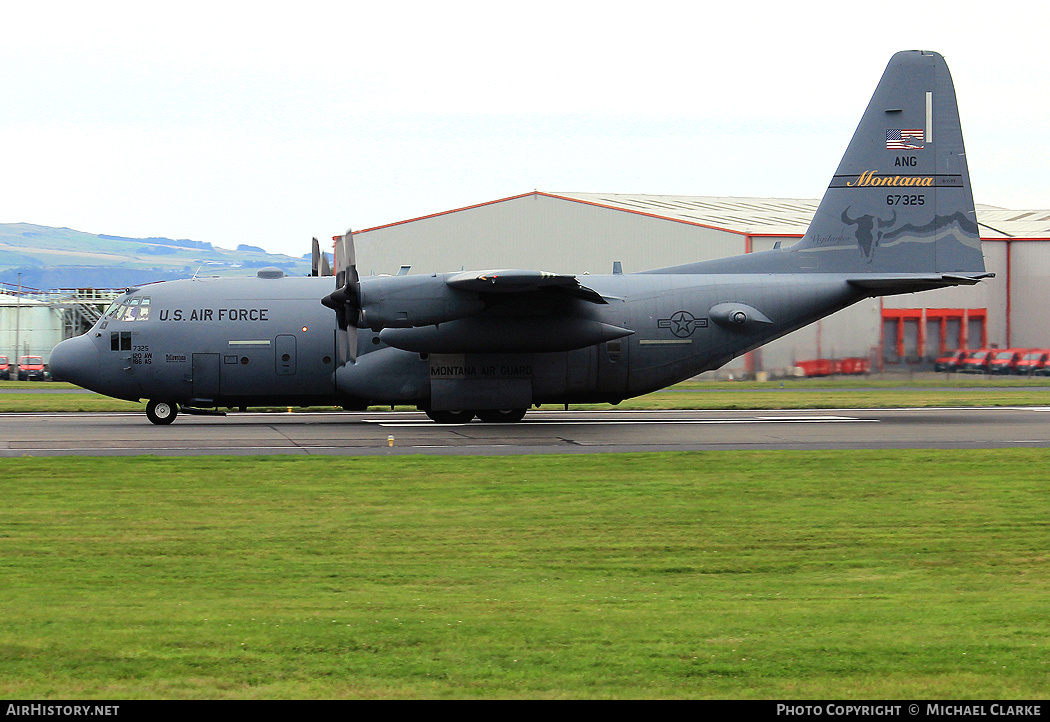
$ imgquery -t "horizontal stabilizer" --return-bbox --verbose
[847,271,994,295]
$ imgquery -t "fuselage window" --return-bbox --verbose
[111,331,132,351]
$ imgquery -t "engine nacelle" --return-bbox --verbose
[358,274,484,329]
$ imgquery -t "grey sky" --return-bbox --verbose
[2,1,1046,259]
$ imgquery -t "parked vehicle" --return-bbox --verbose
[958,349,995,374]
[17,355,46,381]
[934,349,970,372]
[0,355,9,380]
[987,348,1028,375]
[1014,349,1050,375]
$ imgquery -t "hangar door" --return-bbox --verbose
[882,308,987,365]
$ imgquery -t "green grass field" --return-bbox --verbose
[1,452,1047,699]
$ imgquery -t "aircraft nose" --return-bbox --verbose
[49,334,100,387]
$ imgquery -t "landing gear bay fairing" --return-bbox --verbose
[50,51,990,424]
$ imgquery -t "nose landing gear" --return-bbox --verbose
[145,399,179,425]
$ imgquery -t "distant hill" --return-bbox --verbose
[0,223,312,290]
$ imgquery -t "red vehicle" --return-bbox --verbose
[1020,349,1050,375]
[987,348,1028,375]
[0,355,9,380]
[17,355,46,381]
[959,349,995,374]
[934,349,971,372]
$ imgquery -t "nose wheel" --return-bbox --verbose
[146,399,179,425]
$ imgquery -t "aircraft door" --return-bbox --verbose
[192,353,221,402]
[276,334,297,375]
[563,346,596,393]
[597,338,630,396]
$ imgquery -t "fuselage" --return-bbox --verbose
[50,270,864,412]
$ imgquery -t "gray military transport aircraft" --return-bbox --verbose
[50,50,991,425]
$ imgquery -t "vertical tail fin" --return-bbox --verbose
[795,50,986,276]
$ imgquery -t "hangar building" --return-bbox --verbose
[354,191,1050,375]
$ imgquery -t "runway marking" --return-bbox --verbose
[375,415,876,428]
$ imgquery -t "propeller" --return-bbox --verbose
[310,237,334,277]
[321,230,361,363]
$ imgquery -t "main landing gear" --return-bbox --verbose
[424,408,528,424]
[145,399,179,425]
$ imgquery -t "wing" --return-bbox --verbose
[445,269,608,304]
[319,230,627,358]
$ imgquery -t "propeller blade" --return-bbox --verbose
[321,229,362,364]
[333,234,345,289]
[310,237,321,276]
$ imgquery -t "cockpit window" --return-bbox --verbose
[107,296,152,321]
[104,299,124,318]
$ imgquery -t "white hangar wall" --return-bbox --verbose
[355,192,747,277]
[355,193,1044,375]
[998,239,1050,349]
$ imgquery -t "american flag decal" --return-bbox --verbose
[886,128,924,150]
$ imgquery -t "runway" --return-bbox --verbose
[3,407,1050,456]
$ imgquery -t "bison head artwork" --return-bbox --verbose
[841,208,897,260]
